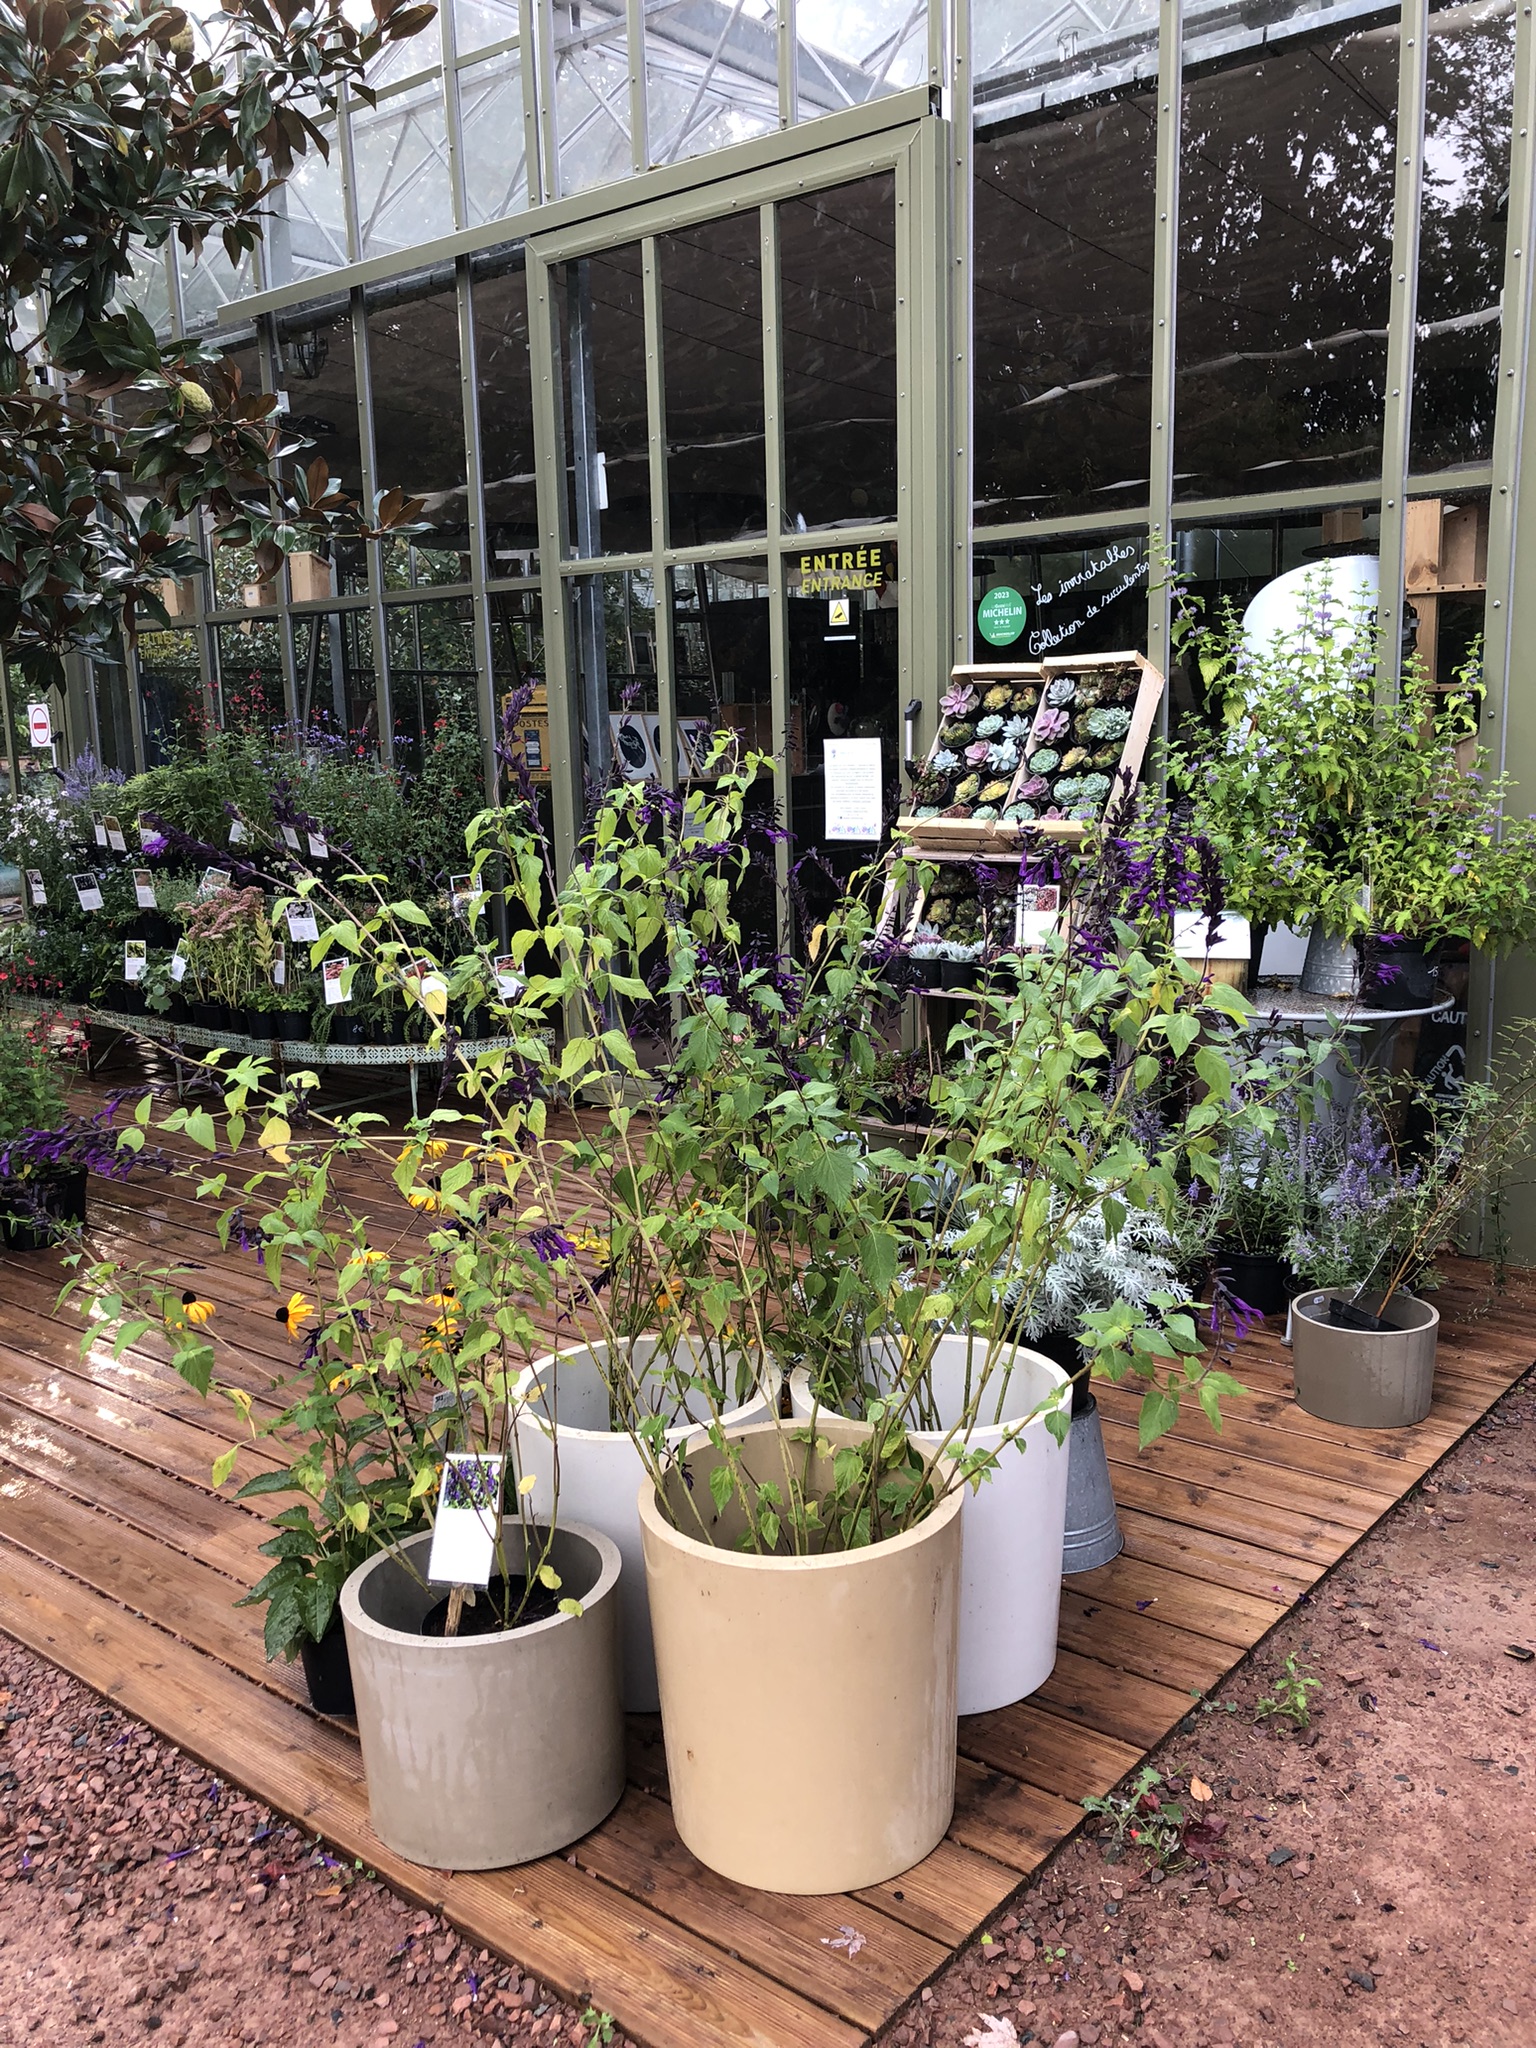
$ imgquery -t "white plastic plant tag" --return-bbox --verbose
[271,942,286,989]
[285,903,320,943]
[493,954,522,1000]
[25,870,45,907]
[170,951,188,983]
[280,825,302,852]
[1173,912,1250,961]
[228,818,248,846]
[426,1455,503,1587]
[124,940,147,983]
[307,831,329,860]
[321,958,347,1004]
[132,869,157,909]
[197,866,231,899]
[104,815,127,854]
[73,873,103,911]
[92,815,108,848]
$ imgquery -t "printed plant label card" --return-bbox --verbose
[92,815,108,848]
[426,1455,504,1587]
[449,874,479,917]
[197,866,231,899]
[280,825,302,852]
[493,954,523,999]
[124,940,147,982]
[285,903,320,943]
[307,831,329,860]
[73,873,104,911]
[132,870,157,909]
[271,941,286,989]
[103,815,127,853]
[170,951,188,983]
[321,958,348,1005]
[228,818,249,845]
[25,870,45,907]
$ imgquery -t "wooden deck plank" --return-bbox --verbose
[1048,1551,1286,1647]
[850,1842,1021,1949]
[949,1760,1086,1874]
[0,1542,863,2048]
[1101,1462,1359,1568]
[958,1704,1144,1807]
[1096,1414,1396,1528]
[1027,1646,1201,1752]
[1112,1508,1320,1606]
[1056,1589,1236,1695]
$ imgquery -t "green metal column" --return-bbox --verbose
[1375,0,1430,702]
[528,243,584,882]
[1146,0,1183,699]
[900,121,953,752]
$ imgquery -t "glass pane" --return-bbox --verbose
[779,176,898,531]
[473,261,540,571]
[568,568,657,783]
[553,1,632,197]
[276,308,365,580]
[456,0,521,54]
[368,14,443,89]
[559,246,651,556]
[178,240,257,332]
[385,599,478,769]
[268,119,350,286]
[114,241,172,334]
[489,589,548,784]
[645,1,779,168]
[352,80,455,261]
[974,97,1156,527]
[293,610,379,750]
[1412,0,1515,475]
[368,286,471,574]
[796,0,927,113]
[972,532,1147,662]
[661,214,766,546]
[1176,25,1398,500]
[973,0,1157,120]
[459,48,530,224]
[137,630,204,767]
[217,620,287,733]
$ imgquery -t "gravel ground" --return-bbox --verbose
[2,1373,1531,2048]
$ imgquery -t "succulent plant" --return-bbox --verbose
[941,683,978,717]
[979,778,1011,804]
[976,713,1005,739]
[1004,801,1036,822]
[1091,745,1121,769]
[973,805,999,822]
[1032,707,1070,744]
[1081,772,1112,800]
[1059,745,1089,772]
[939,719,975,747]
[1011,685,1039,714]
[1019,773,1050,800]
[986,743,1020,774]
[982,685,1014,712]
[1052,776,1084,804]
[955,774,981,804]
[1046,677,1077,706]
[1084,706,1131,741]
[1074,678,1106,707]
[1070,800,1099,820]
[930,748,960,773]
[1027,748,1060,775]
[1003,715,1031,740]
[915,805,941,819]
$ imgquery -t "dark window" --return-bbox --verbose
[367,283,470,576]
[559,247,651,557]
[473,258,540,570]
[661,214,767,546]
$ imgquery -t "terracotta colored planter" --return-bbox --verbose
[340,1522,623,1869]
[513,1336,768,1710]
[639,1419,962,1893]
[790,1332,1070,1714]
[1290,1288,1439,1428]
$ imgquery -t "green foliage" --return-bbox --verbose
[0,1011,68,1145]
[1255,1653,1322,1730]
[1082,1766,1189,1867]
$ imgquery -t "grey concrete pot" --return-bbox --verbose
[1290,1288,1439,1428]
[340,1522,624,1869]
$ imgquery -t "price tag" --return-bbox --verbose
[170,951,188,983]
[103,815,127,854]
[280,826,301,853]
[321,958,348,1005]
[271,941,286,990]
[25,870,46,908]
[228,818,249,846]
[493,954,523,1000]
[26,702,52,748]
[132,869,157,909]
[124,940,147,983]
[285,903,320,944]
[92,815,108,849]
[425,1455,504,1587]
[73,873,104,912]
[198,867,231,899]
[307,831,329,860]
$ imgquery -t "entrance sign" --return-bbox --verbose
[795,543,888,595]
[823,737,883,842]
[977,586,1027,647]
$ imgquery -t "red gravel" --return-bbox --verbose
[0,1661,620,2048]
[887,1370,1536,2048]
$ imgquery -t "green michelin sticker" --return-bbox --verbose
[977,584,1027,647]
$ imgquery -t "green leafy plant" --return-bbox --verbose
[581,2008,617,2045]
[1082,1766,1188,1867]
[1255,1653,1322,1730]
[0,1012,68,1147]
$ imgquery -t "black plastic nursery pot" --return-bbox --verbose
[299,1617,356,1716]
[274,1009,311,1043]
[1215,1244,1296,1318]
[1356,935,1440,1009]
[2,1166,89,1251]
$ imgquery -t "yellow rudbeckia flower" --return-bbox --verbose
[277,1292,315,1339]
[179,1289,216,1326]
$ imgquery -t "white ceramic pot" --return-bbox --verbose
[514,1336,769,1710]
[341,1522,624,1869]
[640,1419,963,1892]
[791,1330,1071,1714]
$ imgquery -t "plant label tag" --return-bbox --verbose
[170,951,188,983]
[307,831,329,860]
[132,870,157,909]
[135,817,152,850]
[1173,912,1250,961]
[92,815,108,849]
[73,873,103,912]
[271,942,286,989]
[426,1455,503,1588]
[26,702,51,748]
[25,870,45,907]
[124,940,147,983]
[104,815,127,854]
[228,818,248,845]
[198,867,231,899]
[280,825,302,852]
[321,958,347,1005]
[449,874,476,918]
[493,954,523,1000]
[285,904,320,943]
[1016,883,1062,949]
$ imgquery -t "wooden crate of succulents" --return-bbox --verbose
[902,653,1165,852]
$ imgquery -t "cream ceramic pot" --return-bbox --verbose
[791,1331,1071,1713]
[639,1417,963,1894]
[340,1522,624,1870]
[513,1336,769,1710]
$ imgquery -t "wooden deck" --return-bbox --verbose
[0,1074,1532,2048]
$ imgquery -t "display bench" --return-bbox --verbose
[13,997,518,1118]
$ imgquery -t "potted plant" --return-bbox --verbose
[0,1014,70,1246]
[1211,1115,1310,1316]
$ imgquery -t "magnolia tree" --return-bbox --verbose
[0,0,434,691]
